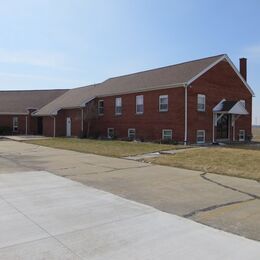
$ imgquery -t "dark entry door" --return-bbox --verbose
[217,114,229,139]
[37,117,43,135]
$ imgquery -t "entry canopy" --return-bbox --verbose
[213,100,249,115]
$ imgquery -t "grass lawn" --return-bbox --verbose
[26,138,186,158]
[146,147,260,181]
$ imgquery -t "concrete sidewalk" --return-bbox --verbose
[0,171,260,260]
[0,140,260,241]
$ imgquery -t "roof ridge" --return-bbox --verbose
[105,54,226,82]
[0,89,68,93]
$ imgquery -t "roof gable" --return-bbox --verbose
[0,89,68,114]
[35,55,227,116]
[187,54,255,96]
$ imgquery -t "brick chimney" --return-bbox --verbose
[239,58,247,81]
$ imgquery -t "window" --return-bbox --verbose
[197,94,206,112]
[136,95,144,114]
[239,130,245,141]
[107,128,115,139]
[162,129,172,140]
[159,95,168,112]
[13,117,18,132]
[197,130,205,144]
[128,128,136,140]
[98,100,104,115]
[240,100,246,107]
[115,97,122,115]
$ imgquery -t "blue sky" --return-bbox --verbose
[0,0,260,123]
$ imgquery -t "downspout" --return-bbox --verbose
[81,108,84,136]
[25,116,28,135]
[52,116,56,138]
[184,84,188,145]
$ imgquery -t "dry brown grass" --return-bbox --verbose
[26,138,186,158]
[253,127,260,141]
[147,147,260,181]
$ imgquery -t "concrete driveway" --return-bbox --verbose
[1,171,260,259]
[0,140,260,242]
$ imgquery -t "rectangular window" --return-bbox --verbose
[197,94,206,112]
[239,130,245,141]
[107,128,115,139]
[162,129,172,140]
[136,95,144,114]
[197,130,205,144]
[128,128,136,140]
[115,97,122,115]
[98,100,104,115]
[13,117,18,132]
[159,95,168,112]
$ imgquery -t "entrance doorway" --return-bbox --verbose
[37,117,43,135]
[66,117,71,137]
[216,114,229,139]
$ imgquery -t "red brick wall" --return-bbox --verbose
[91,88,185,142]
[187,60,252,143]
[0,115,27,134]
[40,60,253,144]
[42,116,54,137]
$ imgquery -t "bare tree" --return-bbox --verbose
[84,100,98,138]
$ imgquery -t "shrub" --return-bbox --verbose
[0,126,12,135]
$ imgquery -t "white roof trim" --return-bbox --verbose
[229,102,249,115]
[0,112,28,115]
[213,99,226,112]
[188,54,255,97]
[224,55,255,96]
[187,55,226,86]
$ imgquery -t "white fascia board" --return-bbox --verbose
[224,55,255,97]
[187,54,255,97]
[213,99,226,112]
[229,102,249,115]
[80,96,96,107]
[187,55,226,86]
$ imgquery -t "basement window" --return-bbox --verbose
[13,117,18,132]
[136,95,144,114]
[197,94,206,112]
[98,100,104,115]
[107,128,115,139]
[239,130,245,141]
[197,130,205,144]
[159,95,168,112]
[115,97,122,115]
[128,128,136,140]
[162,129,172,140]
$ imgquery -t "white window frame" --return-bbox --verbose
[136,95,144,114]
[107,128,115,139]
[98,100,104,115]
[197,94,206,112]
[128,128,136,140]
[159,95,168,112]
[115,97,122,115]
[13,117,18,132]
[162,129,172,140]
[197,130,205,144]
[239,130,245,141]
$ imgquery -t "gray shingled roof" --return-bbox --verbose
[0,89,68,114]
[35,54,225,116]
